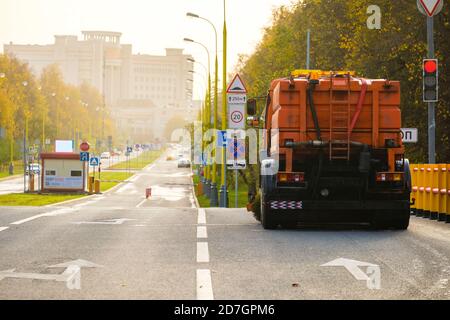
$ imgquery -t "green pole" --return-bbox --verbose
[220,0,228,207]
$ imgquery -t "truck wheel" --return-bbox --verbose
[393,210,410,230]
[371,210,410,230]
[260,190,277,230]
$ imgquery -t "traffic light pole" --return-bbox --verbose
[427,16,436,164]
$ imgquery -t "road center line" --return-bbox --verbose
[198,209,206,224]
[197,242,210,263]
[0,227,9,232]
[197,269,214,300]
[197,226,208,239]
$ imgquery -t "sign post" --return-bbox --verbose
[221,74,247,208]
[417,0,443,163]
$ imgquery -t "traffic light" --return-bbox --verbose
[423,59,438,102]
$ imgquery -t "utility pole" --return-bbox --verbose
[306,29,311,70]
[427,16,436,164]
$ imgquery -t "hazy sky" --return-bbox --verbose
[0,0,295,99]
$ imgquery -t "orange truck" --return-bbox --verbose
[247,70,412,230]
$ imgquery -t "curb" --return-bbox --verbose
[44,194,96,208]
[0,174,22,182]
[190,169,201,209]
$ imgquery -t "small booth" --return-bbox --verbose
[40,153,86,193]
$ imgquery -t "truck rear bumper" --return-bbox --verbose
[266,199,410,223]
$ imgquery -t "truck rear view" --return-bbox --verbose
[249,71,411,229]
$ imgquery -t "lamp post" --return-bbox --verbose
[184,37,213,199]
[188,68,208,194]
[21,80,29,193]
[186,12,219,207]
[0,73,14,175]
[220,0,229,207]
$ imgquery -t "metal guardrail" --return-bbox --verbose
[410,164,450,222]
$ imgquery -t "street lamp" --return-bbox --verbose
[21,80,29,192]
[220,0,229,207]
[184,37,213,198]
[186,12,220,207]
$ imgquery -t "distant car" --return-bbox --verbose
[26,163,41,175]
[177,158,191,168]
[101,152,111,159]
[166,155,176,161]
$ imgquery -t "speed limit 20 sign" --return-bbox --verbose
[228,105,245,129]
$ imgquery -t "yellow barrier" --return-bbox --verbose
[411,163,450,224]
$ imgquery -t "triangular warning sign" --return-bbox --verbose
[90,157,99,166]
[227,74,247,94]
[419,0,442,17]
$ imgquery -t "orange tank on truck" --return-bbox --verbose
[247,70,412,230]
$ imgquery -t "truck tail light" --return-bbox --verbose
[376,172,404,182]
[278,172,305,183]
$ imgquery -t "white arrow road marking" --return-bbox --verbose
[11,208,76,225]
[0,259,101,290]
[197,242,210,263]
[72,218,136,225]
[0,227,9,232]
[321,258,378,281]
[197,269,214,300]
[48,259,104,269]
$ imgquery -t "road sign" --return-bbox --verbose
[80,142,90,152]
[418,0,443,17]
[226,74,247,94]
[227,74,247,130]
[227,94,247,105]
[401,128,418,143]
[218,130,228,147]
[80,152,90,162]
[228,104,246,130]
[89,157,100,167]
[127,147,133,153]
[227,136,246,170]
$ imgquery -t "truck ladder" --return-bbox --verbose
[329,73,351,161]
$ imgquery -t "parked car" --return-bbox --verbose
[101,152,111,159]
[177,158,191,168]
[26,163,41,175]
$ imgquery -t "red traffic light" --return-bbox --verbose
[424,59,437,73]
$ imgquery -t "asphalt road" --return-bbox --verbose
[1,155,450,299]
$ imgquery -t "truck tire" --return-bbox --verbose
[260,189,277,230]
[392,210,410,230]
[371,210,410,230]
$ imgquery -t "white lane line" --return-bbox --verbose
[129,174,140,182]
[198,209,206,225]
[10,208,75,225]
[197,226,208,239]
[136,198,147,208]
[0,227,9,232]
[197,242,210,263]
[197,269,214,300]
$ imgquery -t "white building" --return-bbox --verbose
[4,31,195,141]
